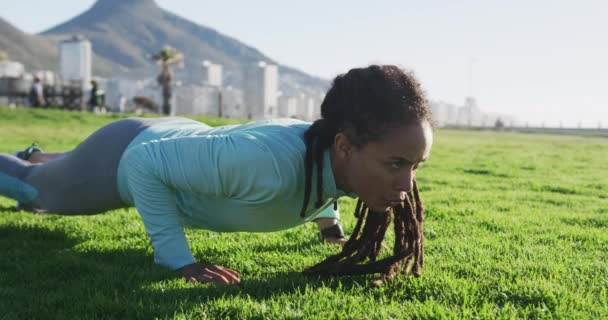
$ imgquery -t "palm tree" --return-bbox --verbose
[151,46,183,115]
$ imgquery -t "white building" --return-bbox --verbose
[59,35,92,89]
[0,61,24,78]
[34,70,56,86]
[466,96,483,126]
[296,93,314,121]
[445,104,458,126]
[0,60,26,105]
[277,91,324,121]
[202,60,223,87]
[103,78,144,112]
[430,97,519,128]
[243,61,278,119]
[278,94,298,118]
[127,78,166,114]
[455,96,482,126]
[311,91,324,120]
[430,101,447,127]
[175,84,222,116]
[430,100,460,127]
[174,84,246,118]
[221,86,245,119]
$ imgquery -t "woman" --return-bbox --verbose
[1,65,433,286]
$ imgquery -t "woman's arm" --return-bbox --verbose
[123,144,197,270]
[314,205,347,245]
[124,143,241,284]
[315,218,347,245]
[122,134,280,283]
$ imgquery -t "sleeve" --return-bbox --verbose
[312,202,341,220]
[122,134,281,269]
[123,144,195,270]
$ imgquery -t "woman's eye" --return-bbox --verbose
[391,162,403,169]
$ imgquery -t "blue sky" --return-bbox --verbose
[2,0,607,127]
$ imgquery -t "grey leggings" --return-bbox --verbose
[0,117,175,214]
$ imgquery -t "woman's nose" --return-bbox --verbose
[395,171,414,193]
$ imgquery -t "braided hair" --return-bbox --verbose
[300,65,432,285]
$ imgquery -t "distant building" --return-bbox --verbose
[221,86,245,119]
[277,91,323,121]
[296,93,315,121]
[278,95,298,118]
[60,35,92,89]
[132,78,166,113]
[103,78,144,112]
[456,96,482,126]
[429,97,518,128]
[202,61,223,87]
[430,101,460,127]
[0,61,24,78]
[34,70,56,86]
[430,101,447,127]
[0,60,26,106]
[175,84,221,116]
[243,61,278,119]
[311,91,324,120]
[445,104,458,126]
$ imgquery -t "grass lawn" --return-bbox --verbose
[0,107,607,319]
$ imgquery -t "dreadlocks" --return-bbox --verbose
[298,65,432,285]
[303,181,425,286]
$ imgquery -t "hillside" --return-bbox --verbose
[0,17,124,77]
[41,0,328,91]
[0,17,58,71]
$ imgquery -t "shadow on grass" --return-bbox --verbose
[0,225,384,319]
[0,204,17,212]
[463,168,510,178]
[248,237,323,253]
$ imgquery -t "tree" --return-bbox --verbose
[494,118,505,130]
[151,46,183,115]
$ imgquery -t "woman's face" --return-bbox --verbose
[334,121,433,212]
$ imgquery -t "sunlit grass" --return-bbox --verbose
[1,107,607,319]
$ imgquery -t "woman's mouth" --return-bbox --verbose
[387,200,402,207]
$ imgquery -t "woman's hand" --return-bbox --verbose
[179,262,240,285]
[324,236,347,246]
[316,218,347,245]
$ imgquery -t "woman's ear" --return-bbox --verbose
[333,133,353,160]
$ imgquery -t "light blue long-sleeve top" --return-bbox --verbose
[116,118,353,270]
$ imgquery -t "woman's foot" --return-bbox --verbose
[13,143,43,162]
[15,202,47,214]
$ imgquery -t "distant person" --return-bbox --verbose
[1,65,432,286]
[89,80,105,112]
[28,77,45,107]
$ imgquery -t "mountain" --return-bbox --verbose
[0,17,57,71]
[41,0,328,93]
[0,17,124,76]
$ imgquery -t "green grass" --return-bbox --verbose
[1,107,607,319]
